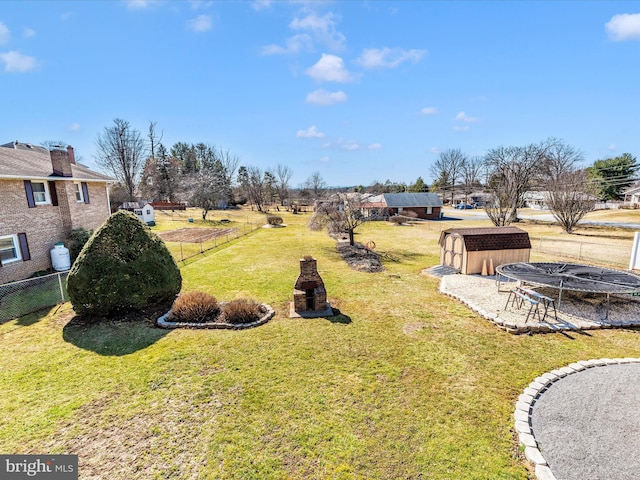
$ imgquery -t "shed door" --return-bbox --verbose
[442,234,463,271]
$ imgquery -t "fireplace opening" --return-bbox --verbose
[305,289,315,309]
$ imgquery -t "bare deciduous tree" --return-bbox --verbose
[95,118,147,201]
[238,166,270,211]
[308,193,367,246]
[547,169,596,233]
[275,164,293,206]
[430,148,467,205]
[461,156,483,203]
[305,171,327,200]
[484,142,548,225]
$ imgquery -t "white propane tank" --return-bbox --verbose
[50,242,71,271]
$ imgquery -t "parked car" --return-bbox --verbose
[455,203,475,209]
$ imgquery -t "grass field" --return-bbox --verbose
[1,208,640,479]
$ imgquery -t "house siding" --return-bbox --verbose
[0,178,110,284]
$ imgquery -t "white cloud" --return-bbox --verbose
[605,13,640,41]
[23,28,36,39]
[252,0,272,11]
[428,147,440,154]
[455,111,478,123]
[0,51,37,73]
[356,47,426,69]
[261,34,312,55]
[453,125,469,132]
[421,106,438,115]
[190,0,214,10]
[296,125,325,139]
[305,88,347,105]
[69,123,81,132]
[0,23,9,45]
[60,12,73,21]
[342,141,360,151]
[306,54,356,83]
[368,143,382,150]
[125,0,153,10]
[319,156,330,163]
[187,15,213,32]
[608,144,617,151]
[290,12,345,51]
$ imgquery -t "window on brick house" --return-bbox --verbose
[0,235,21,265]
[31,182,51,205]
[74,182,84,202]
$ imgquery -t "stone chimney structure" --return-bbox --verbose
[50,147,73,177]
[290,255,332,318]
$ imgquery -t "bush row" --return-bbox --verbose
[168,292,266,325]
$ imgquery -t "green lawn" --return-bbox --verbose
[1,209,639,479]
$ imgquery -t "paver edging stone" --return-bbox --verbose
[156,303,275,329]
[515,357,640,480]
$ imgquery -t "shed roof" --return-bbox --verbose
[382,192,443,208]
[438,226,531,251]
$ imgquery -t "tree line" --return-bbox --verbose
[88,119,637,232]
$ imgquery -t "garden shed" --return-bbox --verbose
[438,226,531,274]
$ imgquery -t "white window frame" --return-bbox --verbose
[31,181,51,205]
[0,234,21,265]
[74,182,84,203]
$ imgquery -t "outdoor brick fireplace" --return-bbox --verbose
[290,255,333,318]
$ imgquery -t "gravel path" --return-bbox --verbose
[530,363,640,480]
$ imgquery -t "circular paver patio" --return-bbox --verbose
[521,360,640,480]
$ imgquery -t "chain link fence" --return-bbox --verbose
[0,224,259,322]
[0,271,69,322]
[163,223,257,262]
[529,236,631,268]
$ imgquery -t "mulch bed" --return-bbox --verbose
[336,242,384,272]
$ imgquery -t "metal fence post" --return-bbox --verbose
[58,273,65,303]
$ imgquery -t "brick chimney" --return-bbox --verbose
[50,148,73,177]
[67,145,76,165]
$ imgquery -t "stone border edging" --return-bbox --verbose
[438,280,630,335]
[156,303,275,330]
[514,357,640,480]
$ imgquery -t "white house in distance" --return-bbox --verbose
[119,201,155,224]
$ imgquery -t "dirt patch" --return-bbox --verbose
[157,227,237,243]
[336,242,384,272]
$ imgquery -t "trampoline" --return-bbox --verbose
[496,262,640,319]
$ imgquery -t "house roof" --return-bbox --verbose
[438,226,531,251]
[382,192,443,208]
[0,143,113,182]
[119,201,151,210]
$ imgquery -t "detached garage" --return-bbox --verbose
[438,226,531,274]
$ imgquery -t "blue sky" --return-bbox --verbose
[1,1,639,187]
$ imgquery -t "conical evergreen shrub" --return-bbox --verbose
[67,210,182,317]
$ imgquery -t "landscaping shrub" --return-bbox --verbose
[266,215,283,226]
[66,227,92,262]
[390,215,412,225]
[222,299,265,324]
[402,210,418,218]
[169,292,220,323]
[67,210,182,317]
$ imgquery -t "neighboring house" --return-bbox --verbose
[361,192,443,219]
[0,141,113,284]
[623,185,640,206]
[119,201,155,224]
[523,191,550,209]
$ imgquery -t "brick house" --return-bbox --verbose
[361,192,443,219]
[0,141,113,284]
